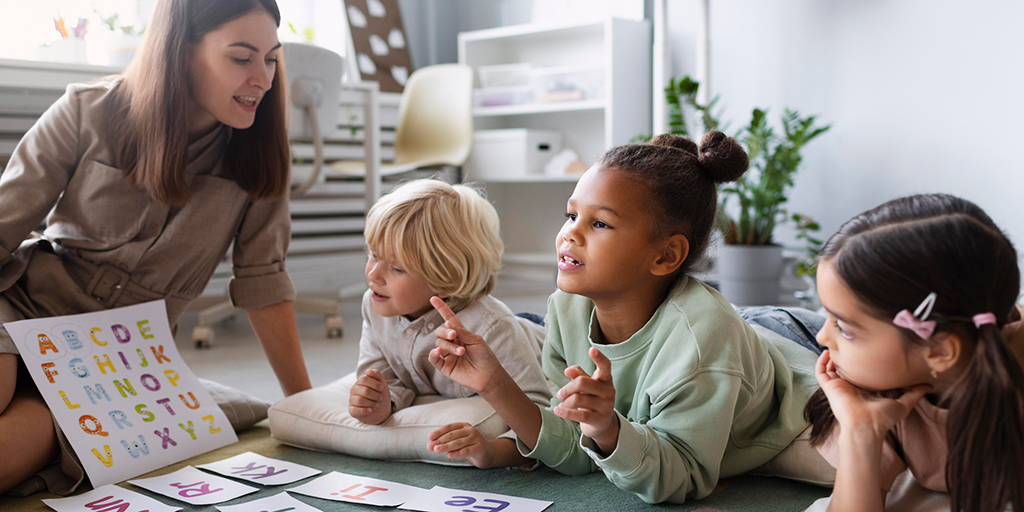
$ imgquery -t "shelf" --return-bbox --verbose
[473,99,605,117]
[458,20,606,44]
[478,174,582,183]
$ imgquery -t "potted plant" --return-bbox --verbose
[665,76,830,305]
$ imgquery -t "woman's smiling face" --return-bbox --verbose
[187,8,281,134]
[555,165,664,301]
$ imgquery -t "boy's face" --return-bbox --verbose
[365,250,437,320]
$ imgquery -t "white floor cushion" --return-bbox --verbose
[268,372,510,466]
[750,425,837,487]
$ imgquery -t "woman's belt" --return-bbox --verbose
[59,251,164,309]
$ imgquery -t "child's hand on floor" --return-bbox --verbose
[554,347,620,455]
[429,296,505,395]
[427,422,499,468]
[815,350,930,443]
[349,369,393,425]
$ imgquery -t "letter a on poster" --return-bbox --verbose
[5,301,237,487]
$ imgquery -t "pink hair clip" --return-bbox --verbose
[972,312,997,328]
[893,292,938,340]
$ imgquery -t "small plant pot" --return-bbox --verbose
[716,244,784,306]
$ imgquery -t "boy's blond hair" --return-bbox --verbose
[364,179,503,312]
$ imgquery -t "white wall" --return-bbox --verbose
[664,0,1024,257]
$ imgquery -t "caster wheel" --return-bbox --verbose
[192,326,214,348]
[326,315,344,338]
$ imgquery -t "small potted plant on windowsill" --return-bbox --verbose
[665,76,830,305]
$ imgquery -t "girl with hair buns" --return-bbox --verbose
[803,194,1024,512]
[425,132,821,504]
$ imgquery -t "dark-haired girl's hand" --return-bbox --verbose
[815,350,930,443]
[554,347,620,455]
[428,296,505,395]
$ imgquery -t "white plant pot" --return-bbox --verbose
[717,244,784,306]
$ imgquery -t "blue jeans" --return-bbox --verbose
[737,306,826,355]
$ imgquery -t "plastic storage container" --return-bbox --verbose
[464,129,564,181]
[531,65,604,102]
[477,63,532,88]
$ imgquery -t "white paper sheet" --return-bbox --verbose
[42,484,180,512]
[399,485,553,512]
[198,451,322,485]
[287,471,428,507]
[5,301,237,487]
[129,466,258,505]
[216,492,324,512]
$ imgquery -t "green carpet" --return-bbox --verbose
[1,422,829,511]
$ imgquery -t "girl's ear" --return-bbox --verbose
[926,332,963,375]
[651,234,689,277]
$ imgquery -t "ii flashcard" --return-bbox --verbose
[287,471,428,507]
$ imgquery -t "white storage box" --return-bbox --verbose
[464,129,563,181]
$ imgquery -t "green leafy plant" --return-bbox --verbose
[792,213,823,278]
[722,107,830,245]
[662,76,829,256]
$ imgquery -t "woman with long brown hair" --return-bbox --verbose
[804,194,1024,511]
[0,0,310,494]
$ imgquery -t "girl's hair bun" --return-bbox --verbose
[650,133,699,157]
[698,130,749,184]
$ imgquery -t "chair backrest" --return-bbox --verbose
[392,64,473,167]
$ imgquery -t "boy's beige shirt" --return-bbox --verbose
[356,290,551,412]
[0,80,295,353]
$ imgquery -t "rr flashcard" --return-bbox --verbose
[129,466,258,505]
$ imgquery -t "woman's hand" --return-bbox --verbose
[553,347,620,455]
[348,369,392,425]
[816,350,929,444]
[428,297,506,395]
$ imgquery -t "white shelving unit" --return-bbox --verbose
[457,19,652,275]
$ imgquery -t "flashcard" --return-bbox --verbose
[42,484,180,512]
[216,492,323,512]
[287,471,428,507]
[5,301,237,487]
[400,486,553,512]
[198,451,321,485]
[129,466,258,505]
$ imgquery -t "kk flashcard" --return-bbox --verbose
[42,484,180,512]
[129,466,258,505]
[400,486,553,512]
[5,301,237,487]
[198,451,321,485]
[216,492,324,512]
[287,471,428,507]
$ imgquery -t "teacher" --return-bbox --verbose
[0,0,310,495]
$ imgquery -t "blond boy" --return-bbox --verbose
[351,179,550,468]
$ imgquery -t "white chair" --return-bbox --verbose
[330,63,473,177]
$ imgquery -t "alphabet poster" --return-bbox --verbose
[5,300,237,487]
